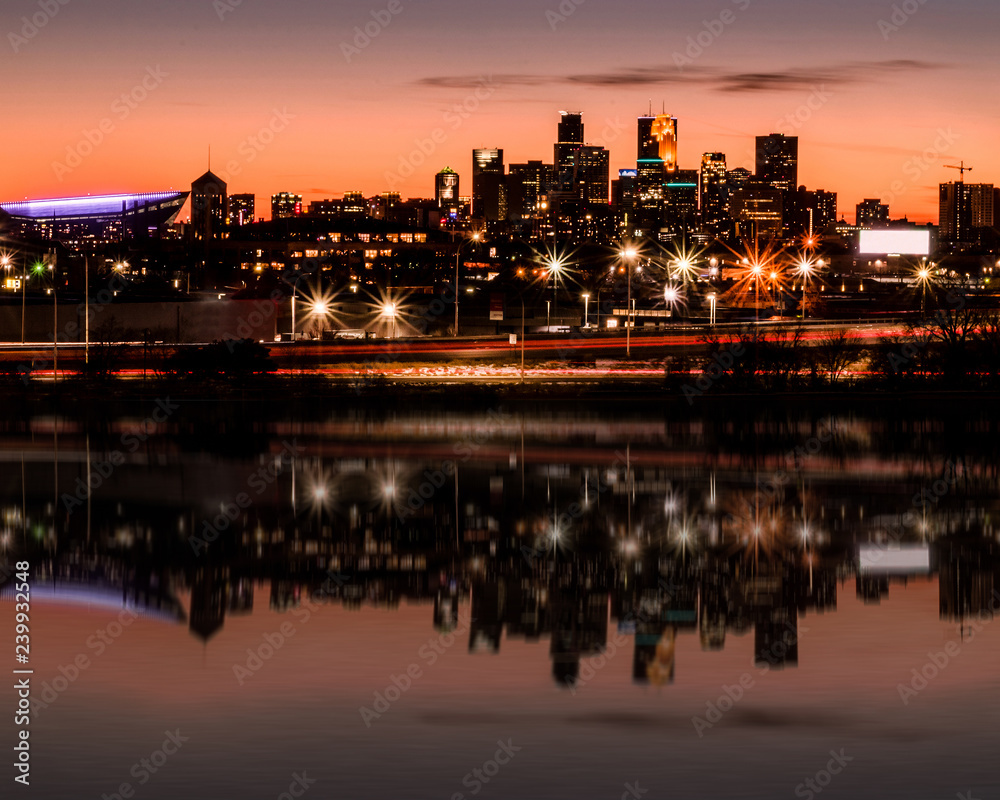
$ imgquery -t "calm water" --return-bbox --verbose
[2,403,999,799]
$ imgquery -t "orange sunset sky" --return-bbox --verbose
[3,0,998,223]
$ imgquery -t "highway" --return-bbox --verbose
[0,321,906,380]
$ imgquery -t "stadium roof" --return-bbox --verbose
[0,191,188,221]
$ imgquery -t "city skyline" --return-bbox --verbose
[3,0,997,223]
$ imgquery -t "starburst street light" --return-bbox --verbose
[382,301,398,339]
[796,257,817,320]
[619,245,640,356]
[454,230,483,337]
[916,265,933,315]
[663,283,685,318]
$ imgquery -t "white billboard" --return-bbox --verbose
[858,544,931,575]
[859,229,931,256]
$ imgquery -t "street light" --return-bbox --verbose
[620,247,639,357]
[750,262,763,323]
[382,302,398,339]
[22,261,46,344]
[797,258,815,320]
[289,274,308,340]
[454,231,482,337]
[917,266,932,315]
[581,293,590,328]
[708,293,717,327]
[544,254,567,325]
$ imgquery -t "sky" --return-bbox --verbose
[2,0,998,223]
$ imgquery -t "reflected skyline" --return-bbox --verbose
[3,406,998,689]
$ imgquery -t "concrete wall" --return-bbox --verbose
[0,298,282,344]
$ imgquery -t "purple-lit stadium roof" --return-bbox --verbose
[0,191,188,222]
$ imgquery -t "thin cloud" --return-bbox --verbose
[416,60,941,93]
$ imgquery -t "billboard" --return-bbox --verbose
[858,544,931,575]
[858,229,931,256]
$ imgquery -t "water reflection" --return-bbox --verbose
[1,407,999,690]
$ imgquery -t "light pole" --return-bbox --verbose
[620,247,638,357]
[545,255,565,324]
[709,293,717,327]
[750,263,763,323]
[582,293,590,328]
[797,258,815,320]
[383,302,398,339]
[454,231,481,337]
[290,274,306,340]
[51,263,57,384]
[918,267,931,315]
[84,256,89,366]
[520,295,526,384]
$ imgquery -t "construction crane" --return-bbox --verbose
[944,161,973,181]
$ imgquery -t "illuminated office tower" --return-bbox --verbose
[730,183,784,238]
[554,112,584,186]
[569,145,610,205]
[637,113,678,172]
[472,148,505,221]
[700,153,728,233]
[507,161,552,219]
[191,170,228,241]
[755,134,798,192]
[271,192,302,219]
[856,199,889,228]
[229,193,255,226]
[939,181,994,244]
[435,167,460,212]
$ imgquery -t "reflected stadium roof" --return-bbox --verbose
[0,191,189,223]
